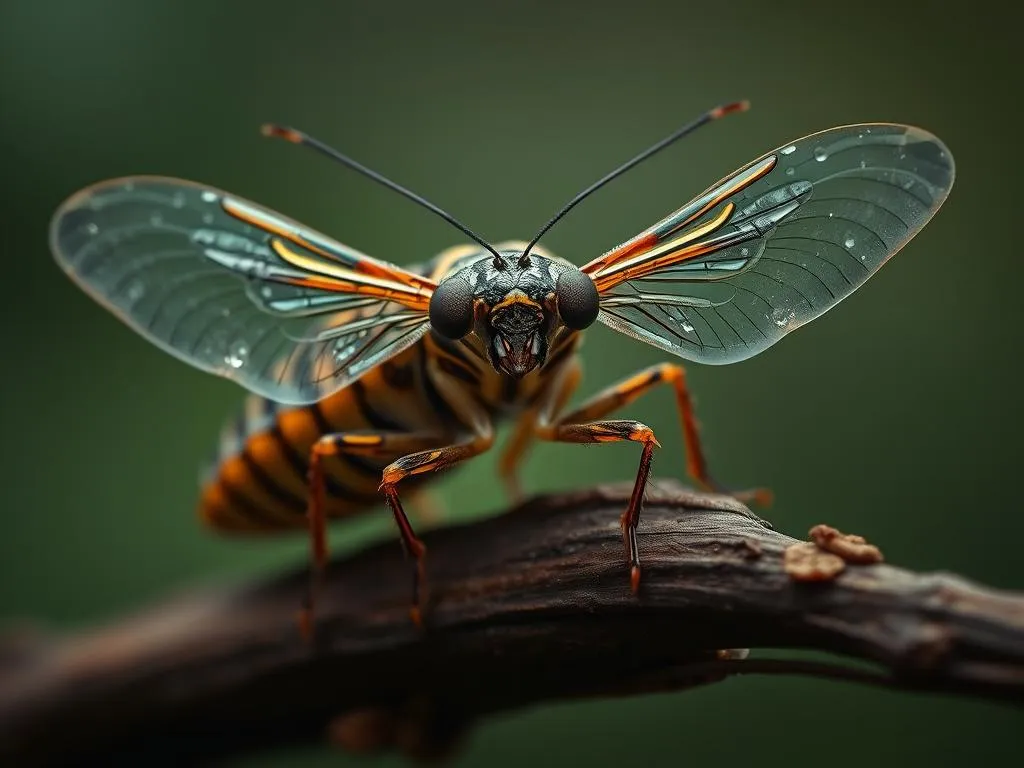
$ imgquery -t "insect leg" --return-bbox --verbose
[379,357,496,625]
[380,430,494,625]
[534,362,768,593]
[562,363,771,505]
[302,430,444,638]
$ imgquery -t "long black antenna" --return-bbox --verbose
[519,101,750,266]
[261,124,508,270]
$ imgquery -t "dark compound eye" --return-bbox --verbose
[555,268,599,330]
[429,276,475,339]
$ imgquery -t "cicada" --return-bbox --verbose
[50,102,954,627]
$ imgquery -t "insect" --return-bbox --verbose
[50,102,954,629]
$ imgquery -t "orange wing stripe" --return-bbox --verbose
[591,203,736,292]
[270,240,432,310]
[581,154,777,285]
[219,197,434,311]
[222,197,436,300]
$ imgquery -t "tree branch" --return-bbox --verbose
[1,482,1023,765]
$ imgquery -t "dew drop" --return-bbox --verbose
[785,167,795,176]
[771,307,795,328]
[221,307,231,318]
[171,192,185,208]
[201,191,218,203]
[813,147,828,162]
[334,343,357,362]
[224,341,248,369]
[844,236,856,249]
[780,145,796,155]
[150,212,163,226]
[681,318,695,333]
[86,223,99,235]
[260,285,273,299]
[126,280,145,301]
[859,160,867,169]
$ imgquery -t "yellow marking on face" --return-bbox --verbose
[492,290,541,313]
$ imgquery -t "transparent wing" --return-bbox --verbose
[50,176,435,404]
[582,124,954,364]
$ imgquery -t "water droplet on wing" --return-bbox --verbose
[224,341,248,369]
[771,307,795,328]
[334,343,357,363]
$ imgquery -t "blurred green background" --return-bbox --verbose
[1,0,1021,765]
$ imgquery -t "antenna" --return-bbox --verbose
[261,124,508,270]
[519,101,750,266]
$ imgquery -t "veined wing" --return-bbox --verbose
[50,176,435,403]
[582,124,954,364]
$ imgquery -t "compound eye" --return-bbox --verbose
[429,276,475,339]
[555,268,599,330]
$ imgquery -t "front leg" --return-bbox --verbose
[304,430,443,637]
[379,356,496,625]
[379,429,494,624]
[534,362,769,593]
[537,414,657,594]
[561,363,771,506]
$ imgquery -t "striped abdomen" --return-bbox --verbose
[198,343,458,532]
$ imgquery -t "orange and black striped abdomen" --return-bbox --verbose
[199,341,460,533]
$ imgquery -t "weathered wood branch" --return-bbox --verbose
[1,482,1022,766]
